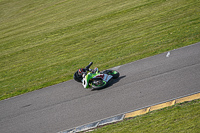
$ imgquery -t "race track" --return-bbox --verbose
[0,42,200,133]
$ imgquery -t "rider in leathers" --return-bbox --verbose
[73,62,94,82]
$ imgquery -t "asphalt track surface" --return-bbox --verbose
[1,42,200,133]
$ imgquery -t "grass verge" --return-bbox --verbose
[0,0,200,100]
[90,99,200,133]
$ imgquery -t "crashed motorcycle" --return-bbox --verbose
[73,62,120,89]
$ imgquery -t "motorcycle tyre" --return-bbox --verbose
[91,80,108,90]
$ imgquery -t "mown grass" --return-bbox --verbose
[91,99,200,133]
[0,0,200,100]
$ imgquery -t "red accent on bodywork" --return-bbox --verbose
[95,74,104,79]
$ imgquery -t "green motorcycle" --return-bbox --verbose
[74,62,120,89]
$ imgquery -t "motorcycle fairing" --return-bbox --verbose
[93,74,113,82]
[82,72,113,88]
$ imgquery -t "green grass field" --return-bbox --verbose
[0,0,200,100]
[91,99,200,133]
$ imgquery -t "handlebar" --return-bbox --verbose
[85,62,93,71]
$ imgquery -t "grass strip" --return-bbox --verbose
[90,99,200,133]
[0,0,200,100]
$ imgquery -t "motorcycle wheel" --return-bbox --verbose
[102,70,120,79]
[91,79,108,89]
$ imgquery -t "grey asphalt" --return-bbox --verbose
[0,42,200,133]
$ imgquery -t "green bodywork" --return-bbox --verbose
[84,70,117,88]
[84,70,109,88]
[84,72,99,88]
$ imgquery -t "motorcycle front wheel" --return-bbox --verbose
[91,79,108,89]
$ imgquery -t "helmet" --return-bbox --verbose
[78,68,86,76]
